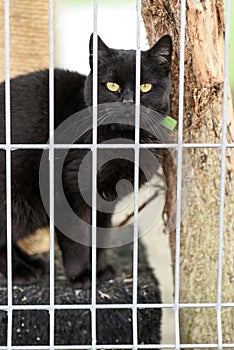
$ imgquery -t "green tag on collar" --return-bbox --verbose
[161,116,177,131]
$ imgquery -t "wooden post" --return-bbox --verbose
[142,0,234,345]
[0,0,49,80]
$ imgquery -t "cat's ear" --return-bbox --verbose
[89,34,110,68]
[147,35,172,72]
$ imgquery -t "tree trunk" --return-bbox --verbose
[142,0,234,345]
[0,0,49,81]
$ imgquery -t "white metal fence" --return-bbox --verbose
[0,0,233,349]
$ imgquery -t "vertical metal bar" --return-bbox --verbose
[92,1,98,349]
[49,0,55,349]
[174,0,186,348]
[132,0,141,348]
[216,1,230,348]
[4,0,13,349]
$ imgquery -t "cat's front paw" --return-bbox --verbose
[68,269,91,289]
[67,265,115,289]
[97,264,115,282]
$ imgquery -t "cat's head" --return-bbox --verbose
[84,34,172,116]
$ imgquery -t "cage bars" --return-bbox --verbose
[1,301,234,311]
[91,1,98,349]
[132,0,142,348]
[1,143,234,150]
[173,0,186,348]
[216,0,231,348]
[2,344,234,350]
[2,0,234,348]
[49,0,55,349]
[4,0,13,348]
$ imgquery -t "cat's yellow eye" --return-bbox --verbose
[106,82,120,92]
[140,83,153,93]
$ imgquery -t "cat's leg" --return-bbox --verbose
[96,213,115,282]
[56,212,115,287]
[57,231,115,288]
[0,150,48,283]
[0,244,47,283]
[96,248,115,282]
[56,230,92,288]
[0,204,48,283]
[0,192,48,283]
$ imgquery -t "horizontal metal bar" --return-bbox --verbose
[0,344,234,350]
[0,347,92,350]
[0,302,234,311]
[0,143,234,150]
[137,345,234,349]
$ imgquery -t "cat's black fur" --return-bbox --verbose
[0,35,172,286]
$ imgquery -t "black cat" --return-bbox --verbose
[0,34,172,286]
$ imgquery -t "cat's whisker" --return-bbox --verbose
[141,111,162,139]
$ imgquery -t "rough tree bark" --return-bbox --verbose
[142,0,234,345]
[0,0,49,80]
